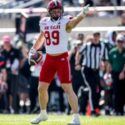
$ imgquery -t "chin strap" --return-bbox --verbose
[51,16,61,22]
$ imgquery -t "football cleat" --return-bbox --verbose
[31,112,48,124]
[68,115,81,125]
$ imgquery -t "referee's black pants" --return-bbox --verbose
[81,66,100,113]
[112,71,125,115]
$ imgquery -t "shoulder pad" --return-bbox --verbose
[63,15,73,20]
[40,17,50,23]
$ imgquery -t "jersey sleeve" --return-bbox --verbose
[39,17,49,32]
[63,15,73,24]
[39,19,43,31]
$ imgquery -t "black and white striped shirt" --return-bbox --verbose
[79,42,108,70]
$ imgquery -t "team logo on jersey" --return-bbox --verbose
[50,25,60,29]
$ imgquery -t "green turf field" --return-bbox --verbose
[0,114,125,125]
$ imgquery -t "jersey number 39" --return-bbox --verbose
[44,31,59,46]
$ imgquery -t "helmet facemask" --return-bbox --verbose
[49,8,63,21]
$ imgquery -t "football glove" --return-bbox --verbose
[80,4,90,17]
[28,47,37,65]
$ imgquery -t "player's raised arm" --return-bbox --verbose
[66,4,90,32]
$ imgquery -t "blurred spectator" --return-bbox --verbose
[105,31,117,51]
[99,31,117,115]
[108,33,125,115]
[18,44,31,113]
[119,12,125,26]
[69,34,85,95]
[69,33,88,115]
[1,35,23,113]
[101,72,113,115]
[29,63,40,113]
[0,46,8,113]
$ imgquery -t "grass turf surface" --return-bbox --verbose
[0,114,125,125]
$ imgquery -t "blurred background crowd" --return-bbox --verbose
[0,0,125,117]
[1,0,125,8]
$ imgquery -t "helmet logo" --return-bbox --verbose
[53,0,58,6]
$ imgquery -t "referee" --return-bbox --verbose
[75,32,108,116]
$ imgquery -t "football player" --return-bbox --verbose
[29,0,89,124]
